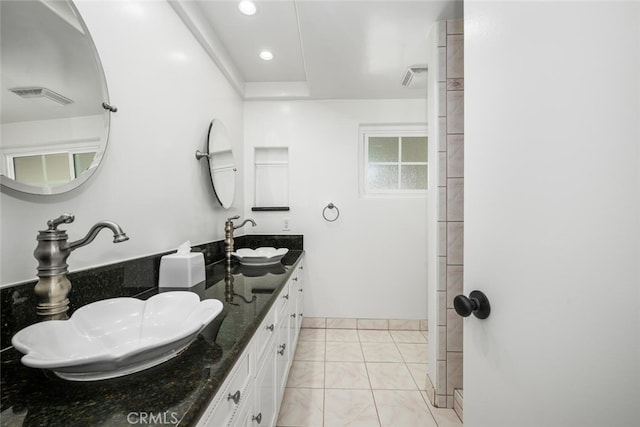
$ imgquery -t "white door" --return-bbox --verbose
[464,2,639,427]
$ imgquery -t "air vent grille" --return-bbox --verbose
[401,65,428,87]
[9,87,73,105]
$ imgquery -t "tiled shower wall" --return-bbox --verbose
[427,19,464,409]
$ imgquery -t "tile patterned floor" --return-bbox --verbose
[276,328,463,427]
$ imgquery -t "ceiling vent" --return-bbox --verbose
[401,65,428,87]
[9,87,73,106]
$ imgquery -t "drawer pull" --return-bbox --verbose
[252,413,262,424]
[266,324,275,332]
[298,288,303,292]
[291,313,296,318]
[278,343,286,355]
[227,390,241,404]
[292,277,298,281]
[283,294,289,300]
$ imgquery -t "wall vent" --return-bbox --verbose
[9,87,73,106]
[401,65,428,87]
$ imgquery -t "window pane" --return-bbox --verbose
[368,137,399,162]
[14,155,45,185]
[401,137,428,162]
[368,165,398,190]
[400,165,428,190]
[73,152,95,177]
[44,153,72,184]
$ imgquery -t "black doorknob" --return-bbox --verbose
[453,290,491,319]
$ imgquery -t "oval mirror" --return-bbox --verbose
[206,119,236,209]
[0,0,111,195]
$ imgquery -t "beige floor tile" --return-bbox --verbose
[357,319,389,330]
[277,387,324,427]
[423,391,464,427]
[390,330,428,344]
[396,343,428,363]
[326,318,357,329]
[298,328,326,342]
[358,330,393,343]
[361,342,403,362]
[326,328,360,342]
[406,363,429,390]
[286,361,325,388]
[366,363,417,390]
[373,390,438,427]
[294,340,325,361]
[324,389,381,427]
[325,362,370,389]
[325,341,364,362]
[301,317,326,329]
[388,319,420,330]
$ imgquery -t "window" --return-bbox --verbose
[360,125,428,195]
[4,145,98,188]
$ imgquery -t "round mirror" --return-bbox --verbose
[0,0,111,195]
[207,119,236,209]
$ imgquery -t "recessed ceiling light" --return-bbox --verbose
[238,1,256,16]
[259,50,274,61]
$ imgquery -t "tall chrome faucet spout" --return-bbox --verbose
[33,214,129,320]
[69,221,129,251]
[234,219,257,230]
[224,216,257,264]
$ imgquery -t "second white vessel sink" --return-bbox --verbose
[232,247,289,266]
[11,291,223,381]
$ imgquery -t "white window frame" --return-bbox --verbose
[359,124,428,197]
[3,142,100,184]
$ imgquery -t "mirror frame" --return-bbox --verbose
[0,0,111,196]
[206,119,236,209]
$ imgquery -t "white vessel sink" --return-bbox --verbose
[11,292,223,381]
[232,247,289,266]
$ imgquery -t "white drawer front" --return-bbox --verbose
[197,348,252,427]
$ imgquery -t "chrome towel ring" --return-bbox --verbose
[322,203,340,222]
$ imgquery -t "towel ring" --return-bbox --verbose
[322,203,340,222]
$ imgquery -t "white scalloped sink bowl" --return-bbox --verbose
[232,247,289,266]
[11,292,223,381]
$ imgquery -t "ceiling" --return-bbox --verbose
[0,0,463,126]
[0,0,105,124]
[173,0,463,100]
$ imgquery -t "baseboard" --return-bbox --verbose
[453,388,463,422]
[301,317,428,331]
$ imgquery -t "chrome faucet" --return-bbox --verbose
[33,213,129,320]
[224,216,256,263]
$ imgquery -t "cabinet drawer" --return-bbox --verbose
[275,281,290,318]
[197,348,252,427]
[254,308,276,362]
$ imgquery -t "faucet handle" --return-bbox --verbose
[47,214,75,230]
[227,215,240,222]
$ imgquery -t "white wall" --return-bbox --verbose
[0,0,244,286]
[244,100,428,319]
[464,2,639,426]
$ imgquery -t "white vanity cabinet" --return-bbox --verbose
[196,256,304,427]
[275,263,304,406]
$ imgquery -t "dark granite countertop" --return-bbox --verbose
[0,250,304,427]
